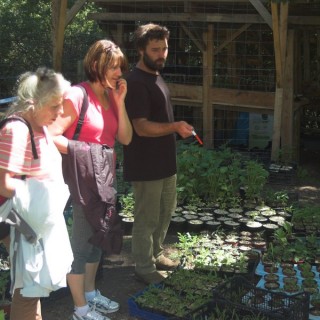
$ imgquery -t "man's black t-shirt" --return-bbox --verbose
[123,68,177,181]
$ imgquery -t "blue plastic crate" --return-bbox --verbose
[128,295,169,320]
[128,284,194,320]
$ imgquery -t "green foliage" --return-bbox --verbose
[240,160,269,202]
[0,1,51,94]
[0,269,10,301]
[176,143,269,207]
[119,192,134,216]
[0,1,104,96]
[292,205,320,223]
[62,1,105,82]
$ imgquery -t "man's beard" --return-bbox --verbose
[143,52,166,71]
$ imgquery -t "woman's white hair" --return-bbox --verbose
[6,67,70,116]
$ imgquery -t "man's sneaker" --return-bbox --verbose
[72,304,110,320]
[88,290,119,314]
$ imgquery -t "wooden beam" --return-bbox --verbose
[88,12,266,24]
[167,7,206,52]
[281,30,294,159]
[318,29,320,78]
[168,84,275,111]
[280,2,288,79]
[66,0,87,26]
[270,2,289,161]
[271,3,282,88]
[92,0,262,3]
[271,88,283,162]
[303,31,310,83]
[202,25,214,147]
[52,0,67,71]
[88,12,320,26]
[214,24,251,55]
[249,0,272,29]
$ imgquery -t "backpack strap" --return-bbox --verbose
[0,116,38,159]
[72,85,88,141]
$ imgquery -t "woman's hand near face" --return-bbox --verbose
[109,78,132,145]
[112,78,127,107]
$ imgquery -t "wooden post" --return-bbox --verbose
[303,31,310,84]
[202,24,214,147]
[281,30,295,161]
[52,0,67,71]
[271,2,289,162]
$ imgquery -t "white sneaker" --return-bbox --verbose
[88,290,119,314]
[72,304,111,320]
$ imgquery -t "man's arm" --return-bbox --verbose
[132,118,193,139]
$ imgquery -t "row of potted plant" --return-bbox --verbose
[173,231,260,275]
[176,143,270,207]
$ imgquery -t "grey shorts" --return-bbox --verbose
[69,202,102,274]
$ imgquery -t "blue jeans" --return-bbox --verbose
[131,174,177,274]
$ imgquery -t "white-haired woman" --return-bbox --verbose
[0,67,73,320]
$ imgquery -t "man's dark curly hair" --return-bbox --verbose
[133,23,170,51]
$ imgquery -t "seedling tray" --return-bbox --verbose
[209,275,310,320]
[128,283,204,320]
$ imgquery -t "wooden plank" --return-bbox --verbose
[249,0,272,29]
[280,2,288,79]
[87,11,320,26]
[271,87,283,162]
[271,3,282,88]
[66,0,87,26]
[202,25,214,147]
[214,24,251,55]
[88,12,266,24]
[168,84,275,110]
[167,6,206,52]
[303,31,310,82]
[289,16,320,26]
[281,30,294,157]
[53,0,67,71]
[294,31,302,93]
[91,0,260,3]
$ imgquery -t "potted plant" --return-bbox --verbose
[283,281,301,293]
[264,273,279,283]
[240,160,269,203]
[282,267,296,277]
[118,192,135,234]
[302,278,317,290]
[310,293,320,316]
[283,276,297,286]
[118,192,135,218]
[264,281,280,290]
